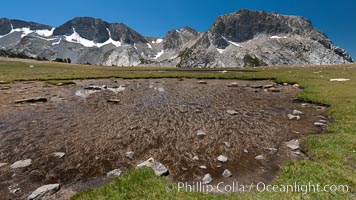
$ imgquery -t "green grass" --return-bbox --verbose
[1,60,355,199]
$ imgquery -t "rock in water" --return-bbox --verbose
[125,151,135,160]
[293,110,304,115]
[198,80,207,84]
[287,114,301,120]
[107,169,122,177]
[107,99,121,104]
[255,155,265,160]
[226,110,238,115]
[137,158,169,176]
[28,184,60,200]
[202,174,213,184]
[0,163,7,168]
[222,169,232,177]
[52,152,65,159]
[227,82,239,87]
[217,155,228,162]
[10,159,32,168]
[314,122,327,127]
[15,97,47,104]
[286,139,300,150]
[196,130,207,137]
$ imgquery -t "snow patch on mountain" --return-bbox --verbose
[35,28,55,37]
[52,38,62,46]
[64,28,121,48]
[216,48,225,54]
[270,35,288,39]
[154,50,164,59]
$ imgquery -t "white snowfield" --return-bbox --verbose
[64,28,122,48]
[154,50,164,59]
[222,36,241,47]
[0,23,55,38]
[152,38,163,44]
[270,35,288,39]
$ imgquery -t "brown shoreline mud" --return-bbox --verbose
[0,79,329,199]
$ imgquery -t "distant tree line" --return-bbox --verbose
[54,58,71,63]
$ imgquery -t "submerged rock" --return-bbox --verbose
[217,155,228,163]
[15,97,47,104]
[314,122,327,127]
[255,155,265,160]
[107,169,122,177]
[226,110,238,115]
[222,169,232,177]
[10,159,32,169]
[293,110,304,115]
[287,114,301,120]
[52,152,65,159]
[202,174,213,184]
[137,158,169,176]
[263,147,278,154]
[125,151,135,160]
[196,130,207,137]
[28,184,60,200]
[286,139,300,150]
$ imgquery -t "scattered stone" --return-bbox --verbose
[107,99,121,104]
[198,80,207,84]
[192,156,199,161]
[319,119,327,123]
[263,148,278,154]
[125,151,135,160]
[202,174,213,184]
[196,130,206,137]
[286,139,300,150]
[283,83,289,86]
[226,110,238,115]
[293,151,302,155]
[293,110,304,115]
[199,165,207,169]
[0,163,7,167]
[223,142,231,148]
[222,169,232,177]
[330,78,350,82]
[137,158,169,176]
[243,149,249,153]
[0,86,11,90]
[137,157,155,168]
[150,162,169,176]
[178,78,184,81]
[10,159,32,168]
[52,152,65,159]
[15,97,47,104]
[255,155,265,160]
[314,122,327,127]
[8,184,20,194]
[107,169,122,177]
[287,114,301,120]
[293,84,300,88]
[84,86,102,90]
[301,103,309,107]
[263,84,274,89]
[227,82,239,87]
[217,155,228,163]
[182,167,188,171]
[28,184,60,200]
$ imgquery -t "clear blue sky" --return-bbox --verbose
[2,0,356,59]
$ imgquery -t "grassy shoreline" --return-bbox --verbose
[1,60,355,199]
